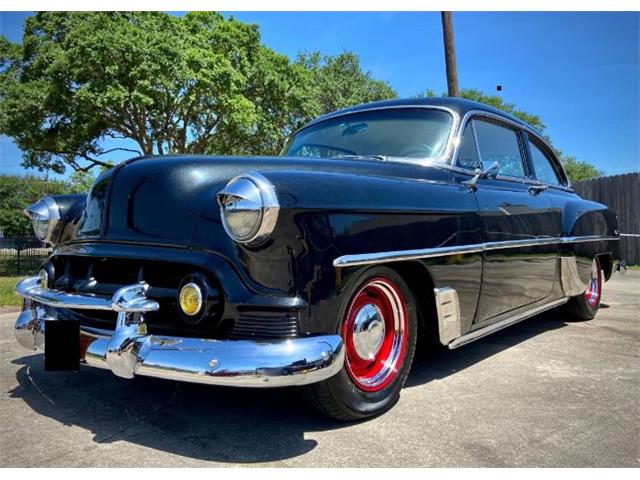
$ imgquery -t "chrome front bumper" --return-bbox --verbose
[14,276,344,387]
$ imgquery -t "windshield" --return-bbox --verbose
[282,108,453,161]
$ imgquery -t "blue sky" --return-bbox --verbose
[0,11,638,179]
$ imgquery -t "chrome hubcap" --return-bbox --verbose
[342,277,409,392]
[352,303,386,360]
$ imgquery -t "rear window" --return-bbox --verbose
[529,140,563,185]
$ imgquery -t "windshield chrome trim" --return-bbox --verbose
[287,105,461,167]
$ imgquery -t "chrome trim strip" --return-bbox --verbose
[15,276,344,387]
[334,244,484,267]
[447,297,568,349]
[333,235,620,267]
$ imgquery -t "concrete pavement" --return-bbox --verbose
[1,272,638,467]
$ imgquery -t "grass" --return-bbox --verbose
[0,276,23,307]
[0,249,49,310]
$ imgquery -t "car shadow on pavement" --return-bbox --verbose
[8,313,565,465]
[405,312,566,387]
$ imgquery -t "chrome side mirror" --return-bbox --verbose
[464,161,500,190]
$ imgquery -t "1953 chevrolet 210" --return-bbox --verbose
[14,98,621,420]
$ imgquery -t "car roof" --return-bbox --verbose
[304,97,538,133]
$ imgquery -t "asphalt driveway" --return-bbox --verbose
[1,271,638,467]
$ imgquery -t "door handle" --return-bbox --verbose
[528,184,548,195]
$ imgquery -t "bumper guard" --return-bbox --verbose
[15,276,344,387]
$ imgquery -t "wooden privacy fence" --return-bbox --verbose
[573,172,640,265]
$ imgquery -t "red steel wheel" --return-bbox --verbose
[585,258,602,309]
[341,277,409,392]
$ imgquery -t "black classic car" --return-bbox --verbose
[15,98,620,420]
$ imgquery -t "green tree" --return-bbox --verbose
[0,175,68,236]
[458,88,546,133]
[297,51,397,114]
[560,156,603,182]
[419,88,545,132]
[0,12,318,173]
[66,170,96,193]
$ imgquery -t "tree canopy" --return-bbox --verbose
[559,156,603,182]
[0,12,395,174]
[0,12,601,183]
[297,51,397,114]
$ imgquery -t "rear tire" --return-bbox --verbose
[304,266,418,421]
[564,257,602,321]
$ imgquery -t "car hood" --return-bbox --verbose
[74,154,453,249]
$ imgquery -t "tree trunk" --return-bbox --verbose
[441,12,460,97]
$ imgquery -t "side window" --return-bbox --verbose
[456,123,480,169]
[473,119,526,178]
[528,140,562,185]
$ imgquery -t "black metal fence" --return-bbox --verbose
[573,172,640,266]
[0,235,52,277]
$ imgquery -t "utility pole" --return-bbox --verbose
[441,11,459,97]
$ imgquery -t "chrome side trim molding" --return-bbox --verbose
[333,235,620,267]
[334,243,484,267]
[447,298,568,350]
[434,287,462,345]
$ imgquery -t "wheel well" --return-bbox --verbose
[385,261,439,347]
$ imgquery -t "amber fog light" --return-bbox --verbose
[179,282,203,316]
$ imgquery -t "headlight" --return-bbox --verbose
[23,196,60,244]
[216,172,279,245]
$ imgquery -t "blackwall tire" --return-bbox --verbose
[564,257,602,321]
[303,266,418,421]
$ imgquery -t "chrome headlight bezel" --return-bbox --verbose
[216,172,279,246]
[23,196,61,245]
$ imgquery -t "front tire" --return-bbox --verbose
[304,266,418,421]
[564,257,602,321]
